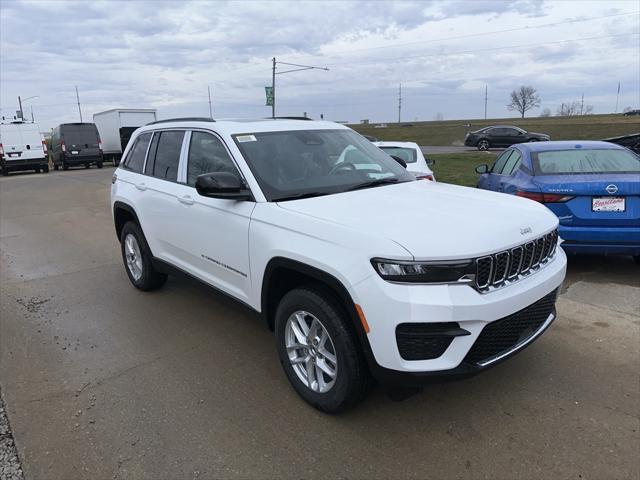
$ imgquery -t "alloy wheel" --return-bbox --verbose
[478,140,489,151]
[124,233,143,281]
[285,311,338,393]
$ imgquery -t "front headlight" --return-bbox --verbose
[371,258,475,284]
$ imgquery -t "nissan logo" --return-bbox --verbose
[605,184,618,194]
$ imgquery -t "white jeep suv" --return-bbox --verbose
[111,117,566,412]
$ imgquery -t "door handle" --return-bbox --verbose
[178,195,194,205]
[135,182,147,191]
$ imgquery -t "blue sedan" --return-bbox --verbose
[475,141,640,262]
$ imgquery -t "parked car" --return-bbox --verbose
[51,123,104,170]
[623,109,640,116]
[112,118,566,412]
[603,133,640,154]
[475,141,640,262]
[93,109,157,166]
[373,141,435,180]
[0,120,49,175]
[465,125,550,151]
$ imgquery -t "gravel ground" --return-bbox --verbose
[0,388,23,480]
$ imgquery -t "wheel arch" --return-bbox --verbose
[260,257,374,364]
[113,201,141,241]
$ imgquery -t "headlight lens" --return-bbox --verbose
[371,258,475,283]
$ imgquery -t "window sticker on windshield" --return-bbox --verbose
[236,135,257,143]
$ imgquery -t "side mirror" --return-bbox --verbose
[425,157,436,166]
[195,172,252,200]
[475,164,489,174]
[390,155,407,169]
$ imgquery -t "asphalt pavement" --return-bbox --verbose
[1,168,638,479]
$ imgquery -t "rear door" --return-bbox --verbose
[62,124,101,159]
[478,149,513,191]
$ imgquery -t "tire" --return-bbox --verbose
[633,255,640,265]
[54,163,59,171]
[477,139,490,151]
[96,161,103,169]
[1,167,8,176]
[62,162,69,171]
[85,163,90,169]
[528,138,538,143]
[120,221,167,291]
[275,286,371,413]
[42,165,49,173]
[113,157,120,167]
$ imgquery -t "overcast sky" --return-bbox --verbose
[1,0,638,130]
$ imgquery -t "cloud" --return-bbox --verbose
[1,0,638,128]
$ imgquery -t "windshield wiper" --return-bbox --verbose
[273,192,331,202]
[344,177,401,192]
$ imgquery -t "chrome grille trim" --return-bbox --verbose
[474,229,559,293]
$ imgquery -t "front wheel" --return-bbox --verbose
[120,222,167,291]
[275,287,371,413]
[477,139,490,151]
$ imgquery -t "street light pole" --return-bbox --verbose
[271,58,328,118]
[18,96,23,120]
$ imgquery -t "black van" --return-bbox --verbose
[51,123,104,170]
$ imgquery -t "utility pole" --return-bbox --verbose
[18,95,23,119]
[207,86,213,118]
[271,57,328,118]
[484,85,488,120]
[615,82,620,113]
[398,83,402,123]
[31,106,34,122]
[75,86,83,122]
[580,93,584,116]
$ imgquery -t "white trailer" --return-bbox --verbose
[93,109,157,165]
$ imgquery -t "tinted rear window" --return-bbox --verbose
[123,133,151,173]
[533,149,640,174]
[62,124,99,146]
[378,146,417,163]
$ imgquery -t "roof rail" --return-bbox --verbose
[147,117,215,125]
[268,116,313,121]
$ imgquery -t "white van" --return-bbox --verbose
[0,120,49,175]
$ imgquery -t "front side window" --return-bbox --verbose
[533,149,640,175]
[187,132,240,187]
[123,132,151,173]
[233,129,414,201]
[491,150,513,173]
[148,131,184,182]
[378,146,417,164]
[501,150,522,175]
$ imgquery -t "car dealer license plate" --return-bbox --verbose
[592,196,625,212]
[71,150,79,154]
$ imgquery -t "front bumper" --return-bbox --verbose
[351,247,567,385]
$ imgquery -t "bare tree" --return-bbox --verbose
[556,101,594,116]
[540,108,552,117]
[507,85,541,118]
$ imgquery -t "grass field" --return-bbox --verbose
[352,113,640,146]
[429,152,497,187]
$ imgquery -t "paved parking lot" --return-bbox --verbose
[1,168,638,479]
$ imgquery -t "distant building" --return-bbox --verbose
[360,119,370,124]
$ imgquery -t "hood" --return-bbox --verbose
[277,181,558,260]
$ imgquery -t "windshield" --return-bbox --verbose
[233,129,414,201]
[533,149,640,175]
[378,146,417,163]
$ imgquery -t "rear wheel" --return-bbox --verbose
[53,163,59,171]
[275,287,371,413]
[1,167,9,176]
[85,163,90,169]
[96,161,103,169]
[42,165,49,173]
[62,161,69,171]
[477,139,490,151]
[120,221,167,291]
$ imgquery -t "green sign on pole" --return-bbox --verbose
[265,86,273,106]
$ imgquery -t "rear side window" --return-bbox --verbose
[123,133,151,173]
[186,132,239,187]
[148,131,184,182]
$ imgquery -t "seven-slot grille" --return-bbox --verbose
[475,230,558,292]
